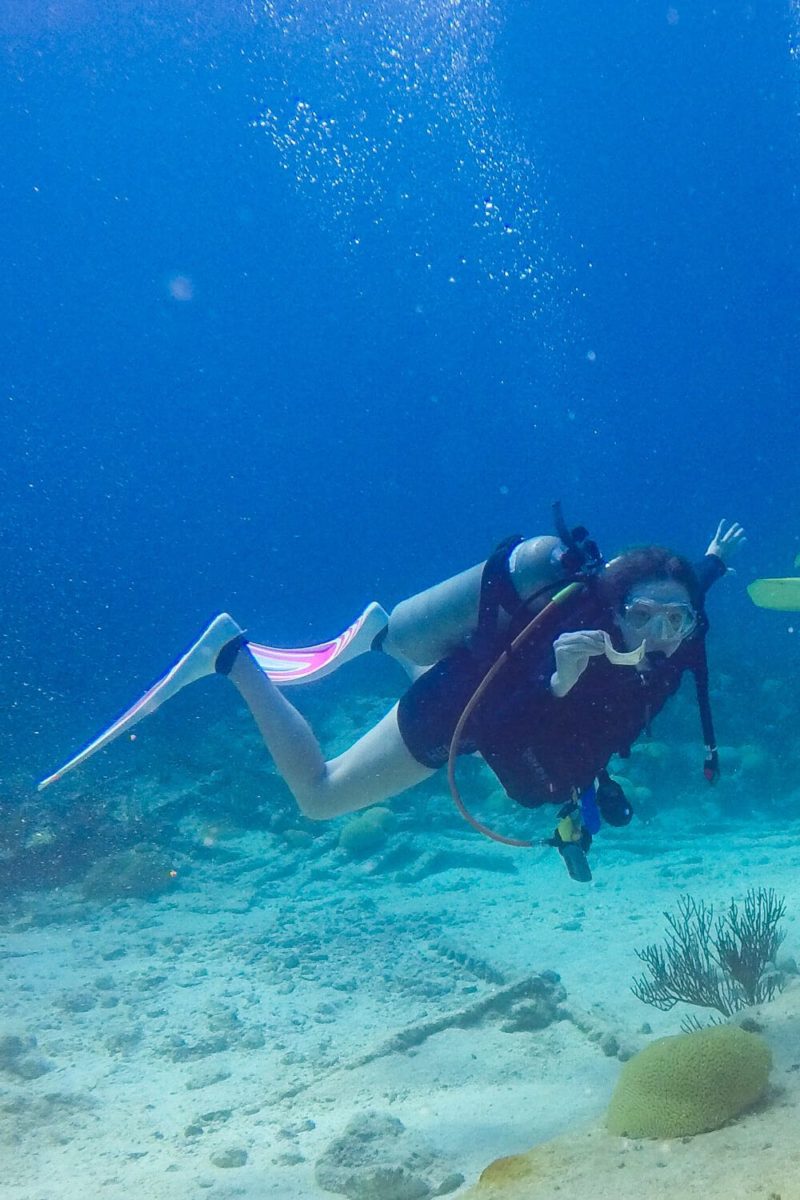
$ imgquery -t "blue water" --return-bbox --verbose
[2,7,800,1197]
[2,1,798,794]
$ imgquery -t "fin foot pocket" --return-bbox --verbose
[215,634,250,676]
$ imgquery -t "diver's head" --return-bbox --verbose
[600,546,702,658]
[617,577,697,656]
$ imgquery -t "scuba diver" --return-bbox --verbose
[39,511,745,881]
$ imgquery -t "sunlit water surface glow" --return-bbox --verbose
[246,0,559,315]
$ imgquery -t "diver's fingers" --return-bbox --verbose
[715,519,746,545]
[554,630,606,654]
[571,631,607,654]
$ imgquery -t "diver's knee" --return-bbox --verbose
[293,793,330,821]
[381,611,414,664]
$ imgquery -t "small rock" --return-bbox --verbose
[186,1067,232,1091]
[274,1151,305,1166]
[106,1028,143,1055]
[281,1050,306,1066]
[211,1146,248,1169]
[169,1036,230,1062]
[9,1055,53,1079]
[434,1173,466,1195]
[331,978,358,993]
[0,1035,27,1063]
[501,1000,557,1034]
[600,1033,620,1057]
[315,1110,447,1200]
[240,1028,265,1050]
[199,1108,232,1124]
[58,992,97,1014]
[279,1118,316,1138]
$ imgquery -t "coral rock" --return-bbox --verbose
[606,1024,771,1139]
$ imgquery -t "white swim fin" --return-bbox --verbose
[38,605,392,791]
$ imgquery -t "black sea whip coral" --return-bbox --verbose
[632,888,787,1030]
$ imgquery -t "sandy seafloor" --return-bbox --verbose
[2,796,800,1200]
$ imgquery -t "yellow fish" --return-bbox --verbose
[747,578,800,611]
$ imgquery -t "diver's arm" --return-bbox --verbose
[382,535,565,667]
[694,554,727,594]
[695,519,746,595]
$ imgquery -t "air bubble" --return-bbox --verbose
[246,0,556,315]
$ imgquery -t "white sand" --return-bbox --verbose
[1,803,798,1200]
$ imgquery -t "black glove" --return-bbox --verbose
[596,770,633,827]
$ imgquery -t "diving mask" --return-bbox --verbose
[622,596,697,640]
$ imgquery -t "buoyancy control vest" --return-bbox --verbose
[459,536,721,808]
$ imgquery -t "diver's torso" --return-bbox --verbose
[473,641,689,806]
[398,587,695,804]
[461,589,692,805]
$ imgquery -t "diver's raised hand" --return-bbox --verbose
[550,630,607,698]
[706,519,746,564]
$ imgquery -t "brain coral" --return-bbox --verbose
[338,806,396,858]
[606,1024,771,1139]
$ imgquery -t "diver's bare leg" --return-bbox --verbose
[228,647,435,820]
[382,534,564,667]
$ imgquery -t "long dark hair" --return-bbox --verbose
[597,546,703,614]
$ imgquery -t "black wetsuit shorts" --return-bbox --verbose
[396,651,485,769]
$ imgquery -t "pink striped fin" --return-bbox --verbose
[250,602,388,683]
